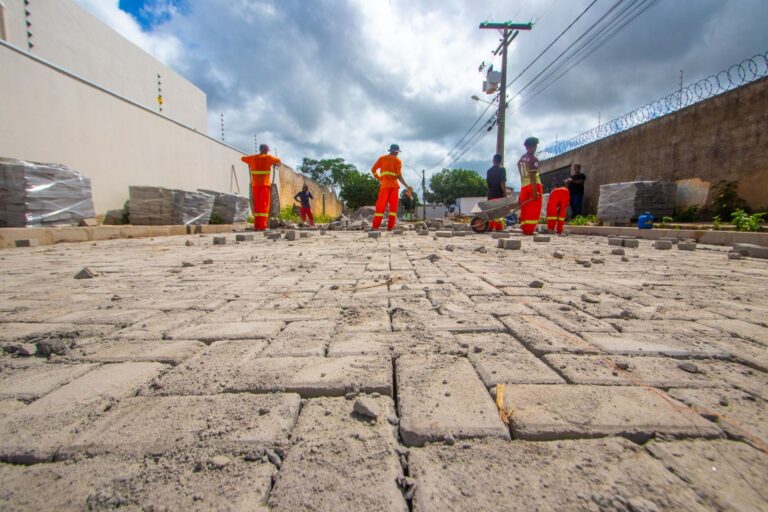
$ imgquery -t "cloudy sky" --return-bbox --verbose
[74,0,767,189]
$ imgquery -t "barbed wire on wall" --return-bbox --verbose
[538,51,768,160]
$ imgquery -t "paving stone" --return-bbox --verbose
[14,239,38,248]
[0,363,97,400]
[396,355,510,446]
[502,384,721,441]
[654,240,673,250]
[147,340,267,396]
[435,231,453,238]
[269,396,406,511]
[529,302,618,333]
[69,393,301,456]
[580,332,729,358]
[231,355,392,397]
[733,242,768,259]
[0,399,25,420]
[326,333,394,357]
[499,239,521,250]
[0,362,165,463]
[409,437,710,511]
[678,241,697,250]
[622,239,640,248]
[339,308,391,333]
[533,235,550,242]
[0,454,275,511]
[491,232,510,239]
[0,322,115,343]
[469,351,565,386]
[165,321,285,342]
[263,320,334,357]
[235,234,254,242]
[542,354,735,389]
[667,387,768,447]
[368,231,381,238]
[501,315,599,355]
[699,318,767,344]
[212,236,227,245]
[646,440,768,512]
[73,339,205,365]
[608,237,623,246]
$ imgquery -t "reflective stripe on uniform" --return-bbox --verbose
[557,216,566,221]
[521,220,538,225]
[388,212,397,217]
[250,170,271,175]
[253,213,269,217]
[380,172,398,177]
[546,216,557,220]
[374,213,384,217]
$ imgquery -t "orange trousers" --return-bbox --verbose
[488,219,504,231]
[519,183,543,235]
[546,188,570,234]
[373,186,399,230]
[252,184,271,230]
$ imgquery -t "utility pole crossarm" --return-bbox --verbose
[479,21,533,30]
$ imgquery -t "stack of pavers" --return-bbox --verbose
[0,158,95,227]
[128,186,214,225]
[198,189,250,223]
[597,180,676,224]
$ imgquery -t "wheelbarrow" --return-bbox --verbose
[469,195,528,233]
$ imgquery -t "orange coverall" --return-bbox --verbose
[371,154,402,230]
[546,186,570,234]
[518,154,542,235]
[241,153,281,230]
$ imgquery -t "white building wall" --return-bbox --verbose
[2,0,207,131]
[0,41,248,214]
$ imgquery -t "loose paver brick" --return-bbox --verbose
[469,350,565,386]
[0,454,275,511]
[580,331,728,358]
[73,339,205,365]
[0,363,97,400]
[269,396,406,511]
[409,437,710,511]
[69,393,301,456]
[646,440,768,512]
[231,355,393,397]
[396,355,509,446]
[502,384,721,441]
[501,315,599,355]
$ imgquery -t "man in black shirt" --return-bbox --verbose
[486,154,507,231]
[566,164,586,217]
[293,185,315,226]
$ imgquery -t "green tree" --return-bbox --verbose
[338,171,380,210]
[426,168,486,205]
[297,158,358,188]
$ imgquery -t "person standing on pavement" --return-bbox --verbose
[517,137,543,235]
[546,179,570,234]
[242,144,281,231]
[486,154,507,232]
[294,185,315,226]
[370,144,413,231]
[566,164,586,217]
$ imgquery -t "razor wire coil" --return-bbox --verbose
[538,51,768,160]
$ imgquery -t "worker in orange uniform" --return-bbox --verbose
[241,144,281,231]
[370,144,413,231]
[517,137,543,235]
[546,180,570,234]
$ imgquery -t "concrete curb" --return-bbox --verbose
[0,223,251,249]
[565,225,768,247]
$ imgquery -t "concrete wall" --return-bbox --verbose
[2,0,207,131]
[274,164,343,219]
[0,41,248,214]
[539,77,768,215]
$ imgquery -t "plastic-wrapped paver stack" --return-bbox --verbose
[597,180,677,224]
[0,158,95,227]
[198,189,250,223]
[128,186,214,226]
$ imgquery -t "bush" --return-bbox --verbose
[568,215,598,226]
[731,209,765,232]
[278,206,300,223]
[673,205,700,222]
[710,181,748,218]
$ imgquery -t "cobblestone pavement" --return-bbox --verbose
[0,229,766,511]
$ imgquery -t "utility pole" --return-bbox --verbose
[479,21,533,165]
[421,169,426,221]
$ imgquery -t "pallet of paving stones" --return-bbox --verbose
[597,180,676,224]
[198,189,250,223]
[0,157,96,227]
[128,186,215,226]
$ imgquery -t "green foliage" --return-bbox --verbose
[568,215,598,226]
[246,213,254,224]
[673,205,700,222]
[298,158,358,188]
[209,212,223,225]
[278,205,300,222]
[338,171,380,210]
[710,180,748,218]
[660,216,674,228]
[731,209,765,232]
[711,215,722,230]
[426,168,486,205]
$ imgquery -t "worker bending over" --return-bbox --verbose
[370,144,413,231]
[242,144,280,231]
[546,180,570,234]
[294,185,315,226]
[517,137,543,235]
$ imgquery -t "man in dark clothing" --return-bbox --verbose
[294,185,315,226]
[486,154,507,231]
[566,164,586,217]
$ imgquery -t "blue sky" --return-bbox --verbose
[118,0,186,31]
